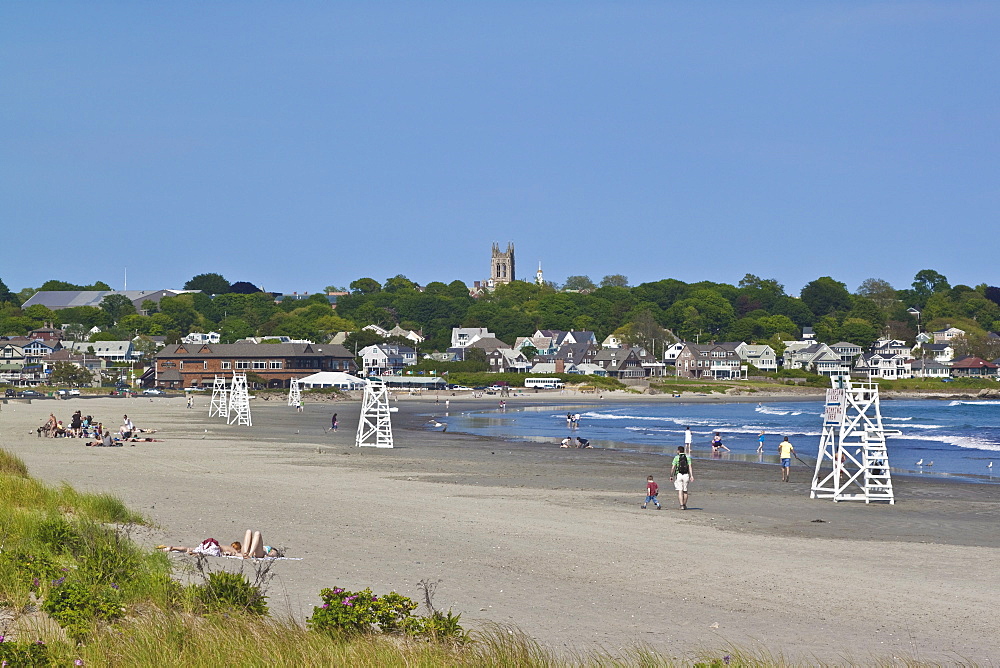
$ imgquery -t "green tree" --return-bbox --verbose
[383,275,418,293]
[856,278,897,312]
[350,278,382,295]
[563,276,596,291]
[800,277,852,318]
[911,269,950,300]
[23,304,56,324]
[839,318,879,347]
[100,294,137,324]
[131,336,161,364]
[0,277,19,305]
[50,362,95,387]
[184,273,231,294]
[600,274,629,288]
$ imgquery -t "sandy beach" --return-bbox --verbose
[2,392,998,663]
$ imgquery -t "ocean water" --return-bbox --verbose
[442,399,1000,483]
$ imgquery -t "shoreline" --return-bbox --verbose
[425,393,999,487]
[3,395,1000,662]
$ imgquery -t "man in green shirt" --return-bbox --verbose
[669,445,694,510]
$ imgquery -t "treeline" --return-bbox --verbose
[2,271,999,359]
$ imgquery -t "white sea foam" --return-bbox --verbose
[884,416,913,421]
[948,400,1000,407]
[755,406,790,416]
[894,432,1000,451]
[901,424,944,430]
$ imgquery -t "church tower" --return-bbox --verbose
[535,261,544,286]
[491,242,515,286]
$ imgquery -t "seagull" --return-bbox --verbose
[916,459,923,466]
[926,461,934,467]
[989,462,993,470]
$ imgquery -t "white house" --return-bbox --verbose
[358,343,417,376]
[854,352,912,380]
[933,327,965,344]
[68,340,136,362]
[909,359,951,379]
[734,343,778,372]
[450,327,495,349]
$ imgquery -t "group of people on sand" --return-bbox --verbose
[644,428,802,511]
[560,436,592,448]
[158,530,282,559]
[38,411,160,446]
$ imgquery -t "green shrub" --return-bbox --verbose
[308,587,418,636]
[190,571,268,616]
[0,638,51,667]
[35,516,84,554]
[42,579,124,641]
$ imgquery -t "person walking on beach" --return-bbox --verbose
[331,413,338,431]
[684,426,692,454]
[186,395,193,409]
[669,446,693,510]
[779,436,795,482]
[757,431,766,454]
[641,475,661,509]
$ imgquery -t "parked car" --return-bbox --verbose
[21,390,44,398]
[4,388,16,398]
[56,389,81,396]
[143,388,166,396]
[183,386,206,392]
[449,385,472,391]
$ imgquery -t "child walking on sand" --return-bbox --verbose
[641,475,661,509]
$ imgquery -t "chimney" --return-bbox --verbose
[555,359,565,373]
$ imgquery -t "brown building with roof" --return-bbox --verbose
[153,343,357,389]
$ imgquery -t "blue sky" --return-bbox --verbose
[2,2,997,296]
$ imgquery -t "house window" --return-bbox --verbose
[269,361,282,369]
[236,361,250,369]
[221,362,231,369]
[252,361,267,369]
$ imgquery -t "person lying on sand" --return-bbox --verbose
[159,538,243,557]
[158,532,283,558]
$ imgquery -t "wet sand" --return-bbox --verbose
[2,393,998,663]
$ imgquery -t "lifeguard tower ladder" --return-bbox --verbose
[810,375,899,504]
[355,379,394,448]
[287,377,302,407]
[209,375,229,418]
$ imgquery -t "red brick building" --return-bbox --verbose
[153,343,357,389]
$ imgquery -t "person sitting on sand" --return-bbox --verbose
[86,429,116,447]
[576,437,592,448]
[560,437,573,448]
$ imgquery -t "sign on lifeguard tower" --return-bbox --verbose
[810,375,899,504]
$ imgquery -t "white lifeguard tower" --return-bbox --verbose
[287,377,302,407]
[227,372,253,427]
[810,375,898,504]
[355,379,394,448]
[209,375,229,419]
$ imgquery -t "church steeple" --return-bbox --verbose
[535,261,544,286]
[490,242,515,286]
